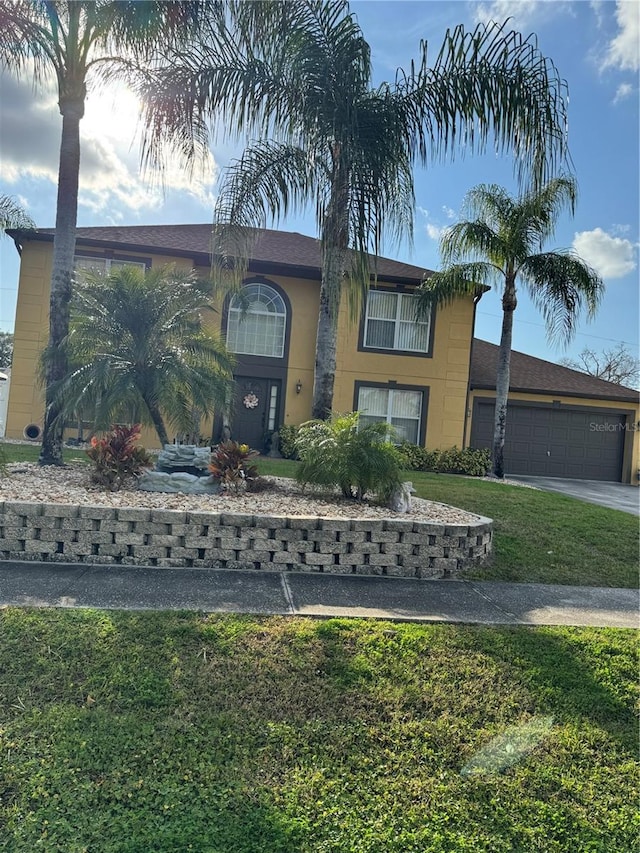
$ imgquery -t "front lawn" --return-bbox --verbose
[257,458,638,588]
[0,611,636,852]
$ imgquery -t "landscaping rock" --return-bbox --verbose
[138,471,219,494]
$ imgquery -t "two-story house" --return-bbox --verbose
[5,224,639,483]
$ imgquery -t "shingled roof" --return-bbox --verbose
[17,224,432,284]
[471,338,639,403]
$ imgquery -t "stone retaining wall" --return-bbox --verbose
[0,501,493,578]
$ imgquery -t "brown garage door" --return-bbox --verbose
[470,400,626,481]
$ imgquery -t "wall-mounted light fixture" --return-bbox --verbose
[295,379,302,394]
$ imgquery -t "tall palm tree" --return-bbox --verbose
[0,0,212,464]
[139,0,571,419]
[0,194,35,233]
[49,265,235,447]
[416,177,603,478]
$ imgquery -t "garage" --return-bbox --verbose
[470,399,626,481]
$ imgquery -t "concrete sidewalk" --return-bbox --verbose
[0,560,637,628]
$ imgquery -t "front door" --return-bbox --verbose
[231,377,270,450]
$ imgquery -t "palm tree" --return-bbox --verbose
[0,0,212,465]
[416,177,603,478]
[50,264,235,447]
[0,194,35,232]
[139,0,571,419]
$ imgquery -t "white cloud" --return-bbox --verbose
[611,223,631,236]
[602,0,640,71]
[473,0,572,30]
[0,75,218,219]
[426,223,443,241]
[590,0,606,28]
[613,82,635,102]
[572,227,638,278]
[419,204,455,242]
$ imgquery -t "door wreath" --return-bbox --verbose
[243,393,259,409]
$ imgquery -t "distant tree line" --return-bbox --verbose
[0,332,13,368]
[561,344,640,388]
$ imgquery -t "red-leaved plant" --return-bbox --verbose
[208,440,259,492]
[85,424,153,491]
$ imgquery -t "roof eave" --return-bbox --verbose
[11,229,427,285]
[470,382,639,405]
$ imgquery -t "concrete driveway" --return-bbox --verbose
[509,476,640,516]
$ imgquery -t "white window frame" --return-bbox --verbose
[74,255,147,277]
[226,282,287,358]
[357,385,424,446]
[362,289,431,354]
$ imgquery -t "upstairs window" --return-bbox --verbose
[226,282,287,358]
[74,255,147,280]
[363,290,430,354]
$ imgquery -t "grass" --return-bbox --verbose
[0,442,88,464]
[2,447,636,588]
[257,458,638,589]
[0,610,637,852]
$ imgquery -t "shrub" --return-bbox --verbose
[397,442,491,476]
[85,424,153,490]
[295,412,402,501]
[398,441,437,471]
[433,446,491,476]
[209,440,260,492]
[278,423,300,459]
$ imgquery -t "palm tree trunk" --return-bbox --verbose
[311,248,345,419]
[492,277,517,478]
[145,399,170,448]
[39,101,83,466]
[311,146,348,420]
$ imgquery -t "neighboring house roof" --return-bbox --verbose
[471,338,639,404]
[12,224,433,285]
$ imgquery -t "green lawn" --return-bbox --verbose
[0,611,636,852]
[257,458,638,589]
[0,442,88,464]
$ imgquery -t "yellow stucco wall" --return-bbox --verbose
[469,389,640,484]
[332,297,473,450]
[5,241,51,438]
[5,239,476,456]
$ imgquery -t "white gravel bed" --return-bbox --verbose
[1,463,481,525]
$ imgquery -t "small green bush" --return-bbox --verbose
[434,446,491,476]
[295,412,402,501]
[398,441,437,471]
[398,442,490,476]
[209,440,260,492]
[85,424,153,490]
[278,424,300,459]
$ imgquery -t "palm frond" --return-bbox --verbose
[0,194,36,231]
[416,262,499,314]
[52,263,235,444]
[521,251,604,344]
[400,19,570,189]
[439,220,509,269]
[212,141,323,286]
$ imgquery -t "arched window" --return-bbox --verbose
[226,282,287,358]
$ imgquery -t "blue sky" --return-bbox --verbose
[1,0,638,368]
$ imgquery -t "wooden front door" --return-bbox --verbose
[231,377,270,450]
